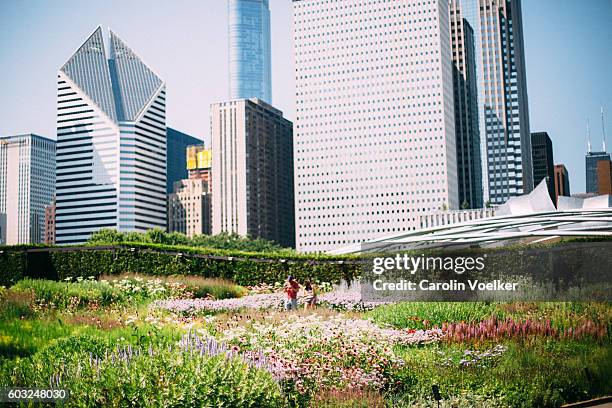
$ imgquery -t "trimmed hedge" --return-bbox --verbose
[0,243,360,287]
[2,236,611,287]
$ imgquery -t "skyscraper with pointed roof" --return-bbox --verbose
[56,27,167,244]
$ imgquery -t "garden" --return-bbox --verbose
[0,231,610,407]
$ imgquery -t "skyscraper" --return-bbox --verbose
[168,178,212,237]
[211,98,294,248]
[450,2,483,209]
[166,128,202,193]
[168,144,212,237]
[530,132,555,200]
[0,134,55,244]
[44,197,56,245]
[186,145,212,182]
[293,0,458,253]
[586,151,610,194]
[56,27,166,244]
[452,0,533,205]
[228,0,272,102]
[585,111,610,194]
[596,159,612,195]
[553,164,570,204]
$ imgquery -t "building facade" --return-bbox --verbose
[553,164,570,204]
[586,151,611,194]
[44,197,56,245]
[228,0,272,102]
[452,0,533,205]
[0,134,56,244]
[56,27,166,244]
[450,1,483,209]
[186,145,212,182]
[530,132,555,200]
[211,98,294,247]
[168,179,211,237]
[166,128,202,193]
[597,159,612,195]
[420,207,497,229]
[293,0,458,252]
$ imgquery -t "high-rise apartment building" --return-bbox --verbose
[168,145,212,237]
[168,179,211,237]
[553,164,570,204]
[166,128,202,193]
[0,134,56,244]
[44,197,56,245]
[211,98,294,247]
[56,27,166,244]
[293,0,458,252]
[186,145,212,182]
[449,2,483,209]
[451,0,533,205]
[597,160,612,195]
[586,151,610,194]
[229,0,272,102]
[530,132,555,200]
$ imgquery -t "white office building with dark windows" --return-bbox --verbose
[0,134,56,244]
[56,27,167,244]
[293,0,458,253]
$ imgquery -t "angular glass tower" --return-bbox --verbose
[228,0,272,103]
[452,0,533,205]
[56,27,167,244]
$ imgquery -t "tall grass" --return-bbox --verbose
[11,278,124,309]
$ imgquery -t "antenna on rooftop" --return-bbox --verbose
[601,105,607,153]
[587,119,591,153]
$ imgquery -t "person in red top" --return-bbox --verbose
[284,275,300,311]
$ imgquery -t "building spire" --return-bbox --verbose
[587,118,591,153]
[602,105,607,153]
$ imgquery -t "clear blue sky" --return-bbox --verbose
[0,0,610,193]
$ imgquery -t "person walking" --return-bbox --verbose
[284,275,300,311]
[303,280,318,310]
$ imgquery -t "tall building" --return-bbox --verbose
[553,164,570,204]
[0,134,55,244]
[228,0,272,102]
[293,0,458,252]
[586,151,610,194]
[168,145,212,237]
[597,159,612,195]
[168,179,211,237]
[530,132,555,200]
[44,197,56,245]
[449,3,483,209]
[186,145,212,182]
[451,0,533,205]
[211,98,294,247]
[167,128,202,193]
[56,27,166,244]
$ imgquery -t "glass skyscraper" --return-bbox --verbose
[452,0,533,205]
[228,0,272,103]
[56,27,167,244]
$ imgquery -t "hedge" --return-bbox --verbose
[2,237,611,288]
[0,243,361,287]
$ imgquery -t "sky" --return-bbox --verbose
[0,0,610,193]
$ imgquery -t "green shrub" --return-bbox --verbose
[0,243,359,286]
[89,228,293,254]
[0,251,26,286]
